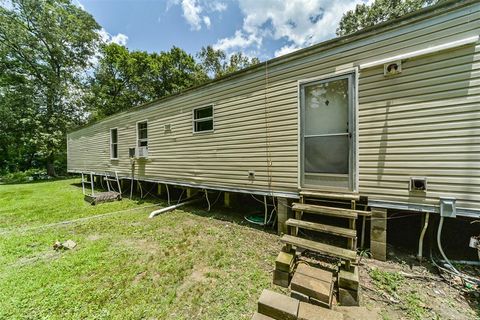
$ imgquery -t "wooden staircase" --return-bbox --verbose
[281,190,367,267]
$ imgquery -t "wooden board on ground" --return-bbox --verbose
[84,191,121,205]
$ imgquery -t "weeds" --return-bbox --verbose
[369,268,404,295]
[404,291,426,320]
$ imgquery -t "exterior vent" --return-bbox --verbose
[410,177,427,191]
[135,146,148,158]
[164,124,171,133]
[384,60,402,76]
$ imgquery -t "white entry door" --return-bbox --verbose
[300,73,356,191]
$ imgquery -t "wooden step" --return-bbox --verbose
[281,234,357,261]
[292,203,358,219]
[286,219,356,239]
[300,190,360,201]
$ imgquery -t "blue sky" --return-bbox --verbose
[77,0,371,60]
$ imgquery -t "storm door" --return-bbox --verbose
[300,73,355,190]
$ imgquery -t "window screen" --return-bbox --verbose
[137,121,148,147]
[193,105,214,133]
[110,128,118,159]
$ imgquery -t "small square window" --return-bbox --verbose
[193,105,214,133]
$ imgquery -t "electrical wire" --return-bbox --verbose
[205,189,211,211]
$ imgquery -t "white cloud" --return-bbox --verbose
[110,33,129,46]
[214,0,369,57]
[170,0,228,30]
[98,28,129,46]
[209,1,227,12]
[213,30,261,52]
[203,16,211,29]
[274,44,301,57]
[181,0,203,30]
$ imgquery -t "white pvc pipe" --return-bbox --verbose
[437,217,460,275]
[417,212,429,261]
[149,199,201,218]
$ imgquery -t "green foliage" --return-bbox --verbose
[369,268,404,295]
[0,1,260,174]
[197,45,260,79]
[404,291,427,320]
[86,44,208,119]
[0,168,49,184]
[336,0,443,36]
[0,0,101,175]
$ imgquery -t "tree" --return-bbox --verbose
[197,45,260,79]
[336,0,442,37]
[0,0,101,175]
[86,44,207,119]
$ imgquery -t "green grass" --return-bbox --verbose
[369,269,404,295]
[369,269,427,320]
[0,179,282,319]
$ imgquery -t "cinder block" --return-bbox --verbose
[277,197,290,235]
[338,266,359,291]
[251,312,275,320]
[297,302,344,320]
[291,290,309,302]
[371,207,387,218]
[296,264,333,283]
[370,240,387,261]
[290,272,332,304]
[339,287,360,306]
[257,289,299,320]
[275,251,295,273]
[309,297,330,309]
[371,225,387,242]
[273,269,290,288]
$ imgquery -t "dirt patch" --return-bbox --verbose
[87,234,102,241]
[118,238,159,255]
[359,249,479,320]
[176,265,214,297]
[10,251,61,268]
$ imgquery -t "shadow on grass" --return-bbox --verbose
[182,195,278,236]
[69,181,163,207]
[70,180,278,234]
[0,176,71,186]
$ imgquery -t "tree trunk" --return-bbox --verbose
[46,154,56,177]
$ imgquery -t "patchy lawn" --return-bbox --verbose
[0,179,282,319]
[1,179,478,320]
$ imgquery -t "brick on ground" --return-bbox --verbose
[275,251,295,272]
[297,302,344,320]
[291,290,309,302]
[338,266,359,291]
[338,287,360,306]
[257,289,299,320]
[273,269,290,288]
[290,272,333,304]
[251,312,275,320]
[296,264,333,283]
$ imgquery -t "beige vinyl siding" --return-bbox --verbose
[358,40,480,210]
[68,2,480,210]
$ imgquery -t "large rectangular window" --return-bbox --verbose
[193,105,214,133]
[137,121,148,147]
[110,128,118,159]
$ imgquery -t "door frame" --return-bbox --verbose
[297,67,359,192]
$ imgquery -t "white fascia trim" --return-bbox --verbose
[359,35,479,69]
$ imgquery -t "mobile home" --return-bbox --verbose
[68,0,480,260]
